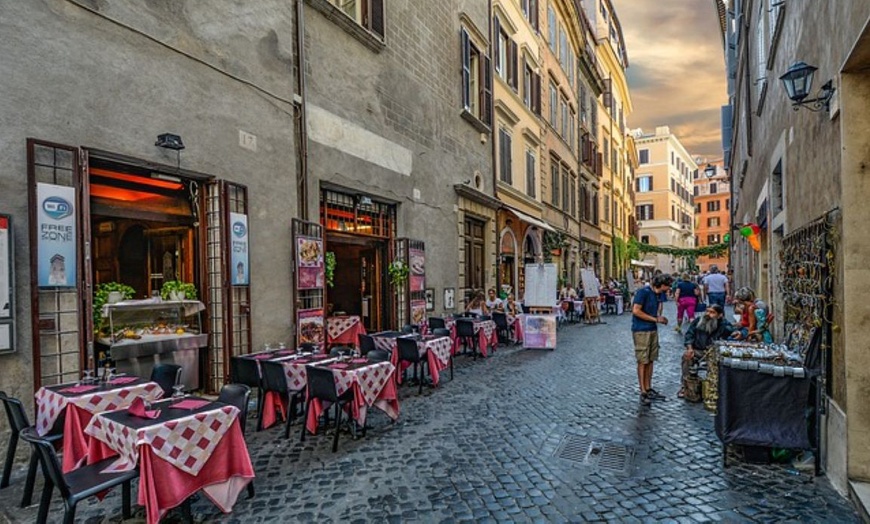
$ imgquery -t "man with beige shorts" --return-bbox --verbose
[631,274,672,406]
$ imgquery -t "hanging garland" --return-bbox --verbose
[631,238,729,258]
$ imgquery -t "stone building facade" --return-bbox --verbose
[693,159,730,272]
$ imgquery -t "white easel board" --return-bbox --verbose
[626,270,637,293]
[523,263,557,307]
[580,268,600,298]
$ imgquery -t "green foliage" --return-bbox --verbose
[93,282,136,333]
[388,260,409,287]
[630,238,728,259]
[325,251,336,288]
[160,280,198,301]
[542,231,569,263]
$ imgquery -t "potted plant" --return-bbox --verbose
[325,251,336,288]
[388,260,409,287]
[161,281,198,301]
[93,282,136,334]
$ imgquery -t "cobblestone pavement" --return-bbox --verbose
[0,303,860,523]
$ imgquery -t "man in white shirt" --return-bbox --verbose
[702,265,730,308]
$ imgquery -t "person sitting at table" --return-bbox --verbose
[560,283,578,300]
[679,304,734,400]
[485,288,504,311]
[504,294,520,316]
[465,292,488,316]
[750,299,773,343]
[729,287,757,340]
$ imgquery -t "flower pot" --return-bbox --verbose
[107,291,124,304]
[169,290,185,301]
[550,248,562,256]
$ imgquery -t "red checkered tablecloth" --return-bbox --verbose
[378,335,452,386]
[326,316,366,347]
[448,318,498,357]
[260,355,336,429]
[305,361,399,434]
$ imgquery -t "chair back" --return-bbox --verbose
[491,312,508,329]
[452,313,464,319]
[605,295,616,305]
[330,346,354,357]
[260,361,289,395]
[367,349,391,363]
[358,334,376,356]
[0,391,31,433]
[298,342,319,354]
[432,328,451,337]
[217,384,251,434]
[428,317,446,330]
[401,324,414,334]
[478,315,492,321]
[230,356,262,389]
[306,366,339,403]
[19,427,71,500]
[397,337,421,363]
[150,363,182,397]
[456,319,475,337]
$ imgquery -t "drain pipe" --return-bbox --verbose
[294,0,309,219]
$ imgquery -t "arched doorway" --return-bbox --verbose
[520,229,541,298]
[499,228,517,297]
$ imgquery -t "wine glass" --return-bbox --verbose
[172,384,185,401]
[107,368,117,383]
[82,369,94,384]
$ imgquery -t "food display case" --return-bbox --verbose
[96,299,206,390]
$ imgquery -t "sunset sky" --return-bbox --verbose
[614,0,728,160]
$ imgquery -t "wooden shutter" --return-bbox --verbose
[481,55,493,125]
[530,0,539,31]
[532,71,541,115]
[509,40,519,90]
[493,16,501,75]
[461,29,471,110]
[369,0,385,39]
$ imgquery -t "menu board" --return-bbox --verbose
[0,215,10,353]
[296,236,324,290]
[581,268,600,298]
[410,299,426,326]
[523,263,557,307]
[409,247,425,292]
[297,308,324,350]
[522,314,557,349]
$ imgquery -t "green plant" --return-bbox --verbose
[161,280,198,301]
[93,282,136,333]
[325,251,336,288]
[388,260,409,287]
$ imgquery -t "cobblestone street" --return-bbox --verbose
[1,303,859,523]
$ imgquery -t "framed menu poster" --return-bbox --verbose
[296,236,324,290]
[0,215,14,353]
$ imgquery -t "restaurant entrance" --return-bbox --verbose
[320,189,396,332]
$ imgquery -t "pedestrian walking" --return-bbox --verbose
[679,304,733,400]
[631,274,672,406]
[702,265,730,308]
[673,271,700,333]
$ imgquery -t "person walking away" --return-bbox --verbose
[632,274,672,405]
[702,265,729,308]
[679,304,733,400]
[673,272,700,334]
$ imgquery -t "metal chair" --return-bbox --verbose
[491,312,513,345]
[358,334,376,356]
[604,294,617,315]
[428,317,446,330]
[397,337,427,394]
[300,366,356,452]
[21,427,137,524]
[455,319,479,360]
[0,391,63,507]
[230,356,265,431]
[216,384,255,499]
[149,363,182,397]
[260,360,304,439]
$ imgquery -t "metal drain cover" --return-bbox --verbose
[555,435,635,473]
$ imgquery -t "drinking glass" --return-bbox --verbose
[82,369,94,384]
[278,342,287,351]
[107,368,117,383]
[172,384,185,400]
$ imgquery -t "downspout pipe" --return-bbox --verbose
[295,0,309,219]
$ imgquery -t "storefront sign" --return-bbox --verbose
[229,212,250,286]
[296,236,324,290]
[409,248,425,293]
[0,215,12,352]
[36,183,76,288]
[297,308,324,349]
[522,314,557,349]
[410,299,426,326]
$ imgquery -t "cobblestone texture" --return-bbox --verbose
[0,303,859,523]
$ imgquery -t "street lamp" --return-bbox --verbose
[779,61,836,112]
[704,164,717,178]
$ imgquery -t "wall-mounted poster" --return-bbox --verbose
[444,288,455,310]
[522,314,557,349]
[297,308,324,350]
[410,299,426,326]
[36,183,76,288]
[297,236,324,290]
[425,289,434,311]
[409,247,425,292]
[229,212,249,286]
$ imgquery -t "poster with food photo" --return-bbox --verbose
[296,236,324,290]
[522,314,557,349]
[410,300,427,326]
[409,248,425,292]
[297,308,324,350]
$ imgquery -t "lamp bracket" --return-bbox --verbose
[792,80,835,113]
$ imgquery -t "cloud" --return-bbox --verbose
[612,0,728,158]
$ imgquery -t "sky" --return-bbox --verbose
[614,0,728,160]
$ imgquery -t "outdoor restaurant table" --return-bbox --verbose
[326,315,366,348]
[251,352,335,429]
[371,333,452,386]
[304,359,399,434]
[85,398,254,524]
[443,317,498,357]
[506,313,524,343]
[34,377,163,472]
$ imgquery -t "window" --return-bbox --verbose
[562,166,569,210]
[592,190,599,224]
[498,126,512,184]
[726,198,730,210]
[549,82,558,126]
[639,149,649,164]
[560,96,568,138]
[641,235,650,244]
[636,204,654,221]
[525,149,536,198]
[708,217,720,227]
[670,178,675,193]
[461,29,492,126]
[493,18,518,91]
[551,157,560,205]
[464,217,487,290]
[694,186,699,197]
[671,205,675,221]
[707,234,721,244]
[328,0,385,39]
[569,176,576,217]
[636,176,652,192]
[710,183,718,194]
[547,5,557,51]
[558,25,568,69]
[579,85,588,126]
[523,61,541,115]
[603,140,609,166]
[521,0,539,31]
[707,201,721,212]
[670,151,674,165]
[695,203,701,213]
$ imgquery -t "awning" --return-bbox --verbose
[631,259,656,268]
[503,206,557,233]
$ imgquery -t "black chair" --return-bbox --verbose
[428,317,446,330]
[1,392,63,507]
[20,427,136,524]
[358,334,376,356]
[397,337,427,395]
[366,349,391,363]
[455,319,479,360]
[260,361,304,439]
[452,313,464,319]
[300,366,355,452]
[150,363,182,398]
[230,356,265,431]
[216,384,255,499]
[299,342,319,354]
[478,314,492,321]
[401,324,414,334]
[330,346,354,357]
[604,294,617,315]
[491,312,513,345]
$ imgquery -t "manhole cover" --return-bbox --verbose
[554,435,635,473]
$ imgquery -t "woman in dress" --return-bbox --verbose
[465,292,488,316]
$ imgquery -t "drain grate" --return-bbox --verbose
[554,435,635,473]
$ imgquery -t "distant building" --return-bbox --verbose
[692,159,729,272]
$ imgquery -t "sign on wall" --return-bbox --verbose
[0,215,12,352]
[36,183,76,288]
[296,236,324,290]
[409,247,425,293]
[229,212,250,286]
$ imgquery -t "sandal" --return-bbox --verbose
[677,388,686,399]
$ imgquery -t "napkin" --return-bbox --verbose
[293,359,311,364]
[312,354,329,360]
[108,376,138,385]
[329,363,349,370]
[169,399,211,410]
[275,350,295,356]
[252,353,273,360]
[58,384,99,394]
[351,358,368,364]
[128,397,161,419]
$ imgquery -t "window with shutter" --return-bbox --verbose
[526,149,537,198]
[368,0,384,39]
[499,127,512,184]
[460,27,491,129]
[551,158,560,205]
[548,5,556,51]
[509,41,519,90]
